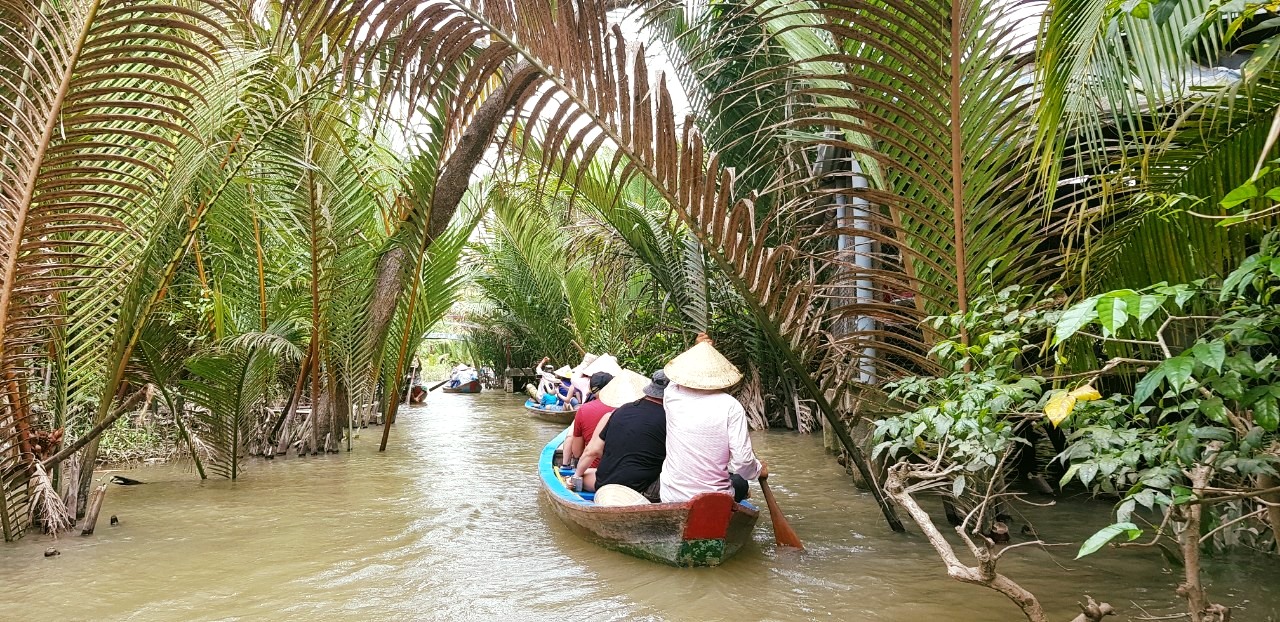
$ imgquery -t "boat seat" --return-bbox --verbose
[554,468,595,501]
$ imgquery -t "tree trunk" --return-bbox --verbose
[272,348,313,455]
[365,63,539,380]
[1260,471,1280,551]
[80,483,107,536]
[1177,444,1230,622]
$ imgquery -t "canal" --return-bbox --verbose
[3,391,1277,620]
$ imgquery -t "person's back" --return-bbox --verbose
[571,398,612,467]
[660,384,757,502]
[594,397,666,494]
[657,338,763,504]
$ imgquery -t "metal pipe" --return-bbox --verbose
[840,158,877,385]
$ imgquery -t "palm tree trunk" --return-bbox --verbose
[366,63,539,374]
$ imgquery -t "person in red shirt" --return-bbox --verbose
[559,372,613,468]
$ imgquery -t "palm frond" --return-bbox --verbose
[180,324,291,479]
[0,0,235,538]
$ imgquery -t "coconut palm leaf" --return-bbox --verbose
[0,0,237,539]
[181,322,300,479]
[376,180,485,449]
[548,152,711,335]
[1035,0,1280,291]
[1079,75,1280,290]
[132,318,206,479]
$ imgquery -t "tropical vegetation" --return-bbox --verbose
[2,0,1279,619]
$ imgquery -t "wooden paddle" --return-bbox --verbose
[427,379,451,391]
[759,475,804,550]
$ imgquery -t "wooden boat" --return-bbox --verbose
[409,385,428,404]
[538,430,759,567]
[442,379,482,394]
[524,399,576,424]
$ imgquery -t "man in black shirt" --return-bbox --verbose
[591,371,669,502]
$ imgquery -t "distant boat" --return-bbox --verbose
[523,399,576,424]
[538,430,759,567]
[443,380,482,394]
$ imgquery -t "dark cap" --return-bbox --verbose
[589,371,614,392]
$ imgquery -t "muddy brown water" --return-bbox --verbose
[3,391,1278,621]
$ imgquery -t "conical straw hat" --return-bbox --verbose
[572,353,599,375]
[664,341,742,390]
[598,369,649,408]
[553,365,573,378]
[593,484,649,506]
[583,354,622,377]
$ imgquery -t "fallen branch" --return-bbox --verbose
[886,463,1048,621]
[886,463,1115,622]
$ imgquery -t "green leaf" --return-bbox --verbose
[1130,0,1150,18]
[1171,485,1195,505]
[1174,287,1197,309]
[1079,462,1099,487]
[1151,0,1177,23]
[1134,366,1166,403]
[1199,397,1228,424]
[1164,356,1194,392]
[1254,395,1279,431]
[1060,463,1081,488]
[1054,298,1098,345]
[1097,294,1129,336]
[1116,498,1136,523]
[1220,182,1258,209]
[1213,371,1244,401]
[1190,341,1225,373]
[953,474,966,498]
[1136,295,1166,323]
[1221,255,1262,301]
[1077,522,1142,559]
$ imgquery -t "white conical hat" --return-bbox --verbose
[553,365,573,378]
[664,341,742,390]
[583,354,622,377]
[597,369,649,408]
[572,353,599,375]
[593,484,649,506]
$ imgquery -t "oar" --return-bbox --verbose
[427,379,451,392]
[759,476,804,550]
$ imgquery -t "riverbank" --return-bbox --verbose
[6,391,1279,621]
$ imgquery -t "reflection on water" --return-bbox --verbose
[3,391,1277,621]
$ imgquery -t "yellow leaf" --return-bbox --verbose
[1045,391,1078,427]
[1070,384,1102,401]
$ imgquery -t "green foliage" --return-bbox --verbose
[180,324,302,479]
[98,418,170,465]
[1054,232,1280,555]
[467,151,707,371]
[874,283,1055,476]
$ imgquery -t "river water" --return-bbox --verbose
[3,391,1278,621]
